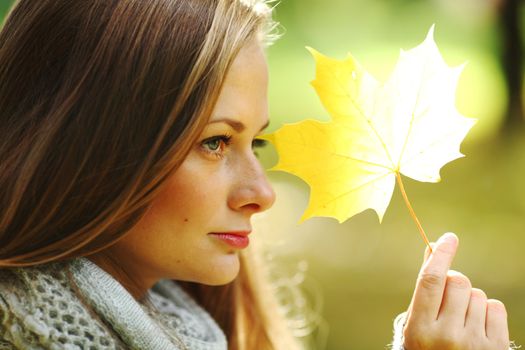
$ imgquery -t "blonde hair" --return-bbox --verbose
[0,0,299,348]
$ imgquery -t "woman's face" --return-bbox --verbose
[95,39,275,292]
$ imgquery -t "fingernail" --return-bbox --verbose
[438,232,457,243]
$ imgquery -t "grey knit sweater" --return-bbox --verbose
[0,258,227,349]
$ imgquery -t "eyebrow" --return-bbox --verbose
[208,117,270,133]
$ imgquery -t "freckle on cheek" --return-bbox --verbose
[184,218,188,223]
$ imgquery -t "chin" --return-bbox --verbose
[200,253,241,286]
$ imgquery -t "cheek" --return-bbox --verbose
[111,159,241,284]
[152,180,203,222]
[147,161,223,225]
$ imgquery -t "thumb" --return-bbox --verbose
[423,242,436,263]
[406,241,436,318]
[407,233,457,318]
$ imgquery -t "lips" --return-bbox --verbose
[209,231,251,249]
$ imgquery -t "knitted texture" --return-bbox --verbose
[0,259,227,350]
[389,311,407,350]
[146,280,227,349]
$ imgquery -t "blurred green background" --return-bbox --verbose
[260,1,525,349]
[1,0,524,349]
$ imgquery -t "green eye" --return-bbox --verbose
[204,138,221,151]
[200,135,232,157]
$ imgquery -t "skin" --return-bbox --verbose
[403,233,510,350]
[91,39,509,349]
[91,38,274,295]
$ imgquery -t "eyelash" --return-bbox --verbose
[200,134,232,159]
[199,134,268,159]
[252,138,267,157]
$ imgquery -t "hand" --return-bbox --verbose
[403,232,509,350]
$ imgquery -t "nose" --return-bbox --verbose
[228,156,276,215]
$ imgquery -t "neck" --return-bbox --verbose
[88,252,153,300]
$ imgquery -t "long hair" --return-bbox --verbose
[0,0,272,265]
[0,0,299,349]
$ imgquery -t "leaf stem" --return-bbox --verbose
[395,172,433,253]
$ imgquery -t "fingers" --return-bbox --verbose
[438,270,471,327]
[466,292,509,349]
[486,299,509,347]
[465,288,487,332]
[404,233,510,350]
[410,232,459,322]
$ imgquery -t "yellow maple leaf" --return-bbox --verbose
[264,26,476,246]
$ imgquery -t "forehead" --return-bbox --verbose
[209,39,268,126]
[220,39,268,94]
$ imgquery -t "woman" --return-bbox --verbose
[0,0,511,349]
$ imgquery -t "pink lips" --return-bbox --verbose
[209,231,251,249]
